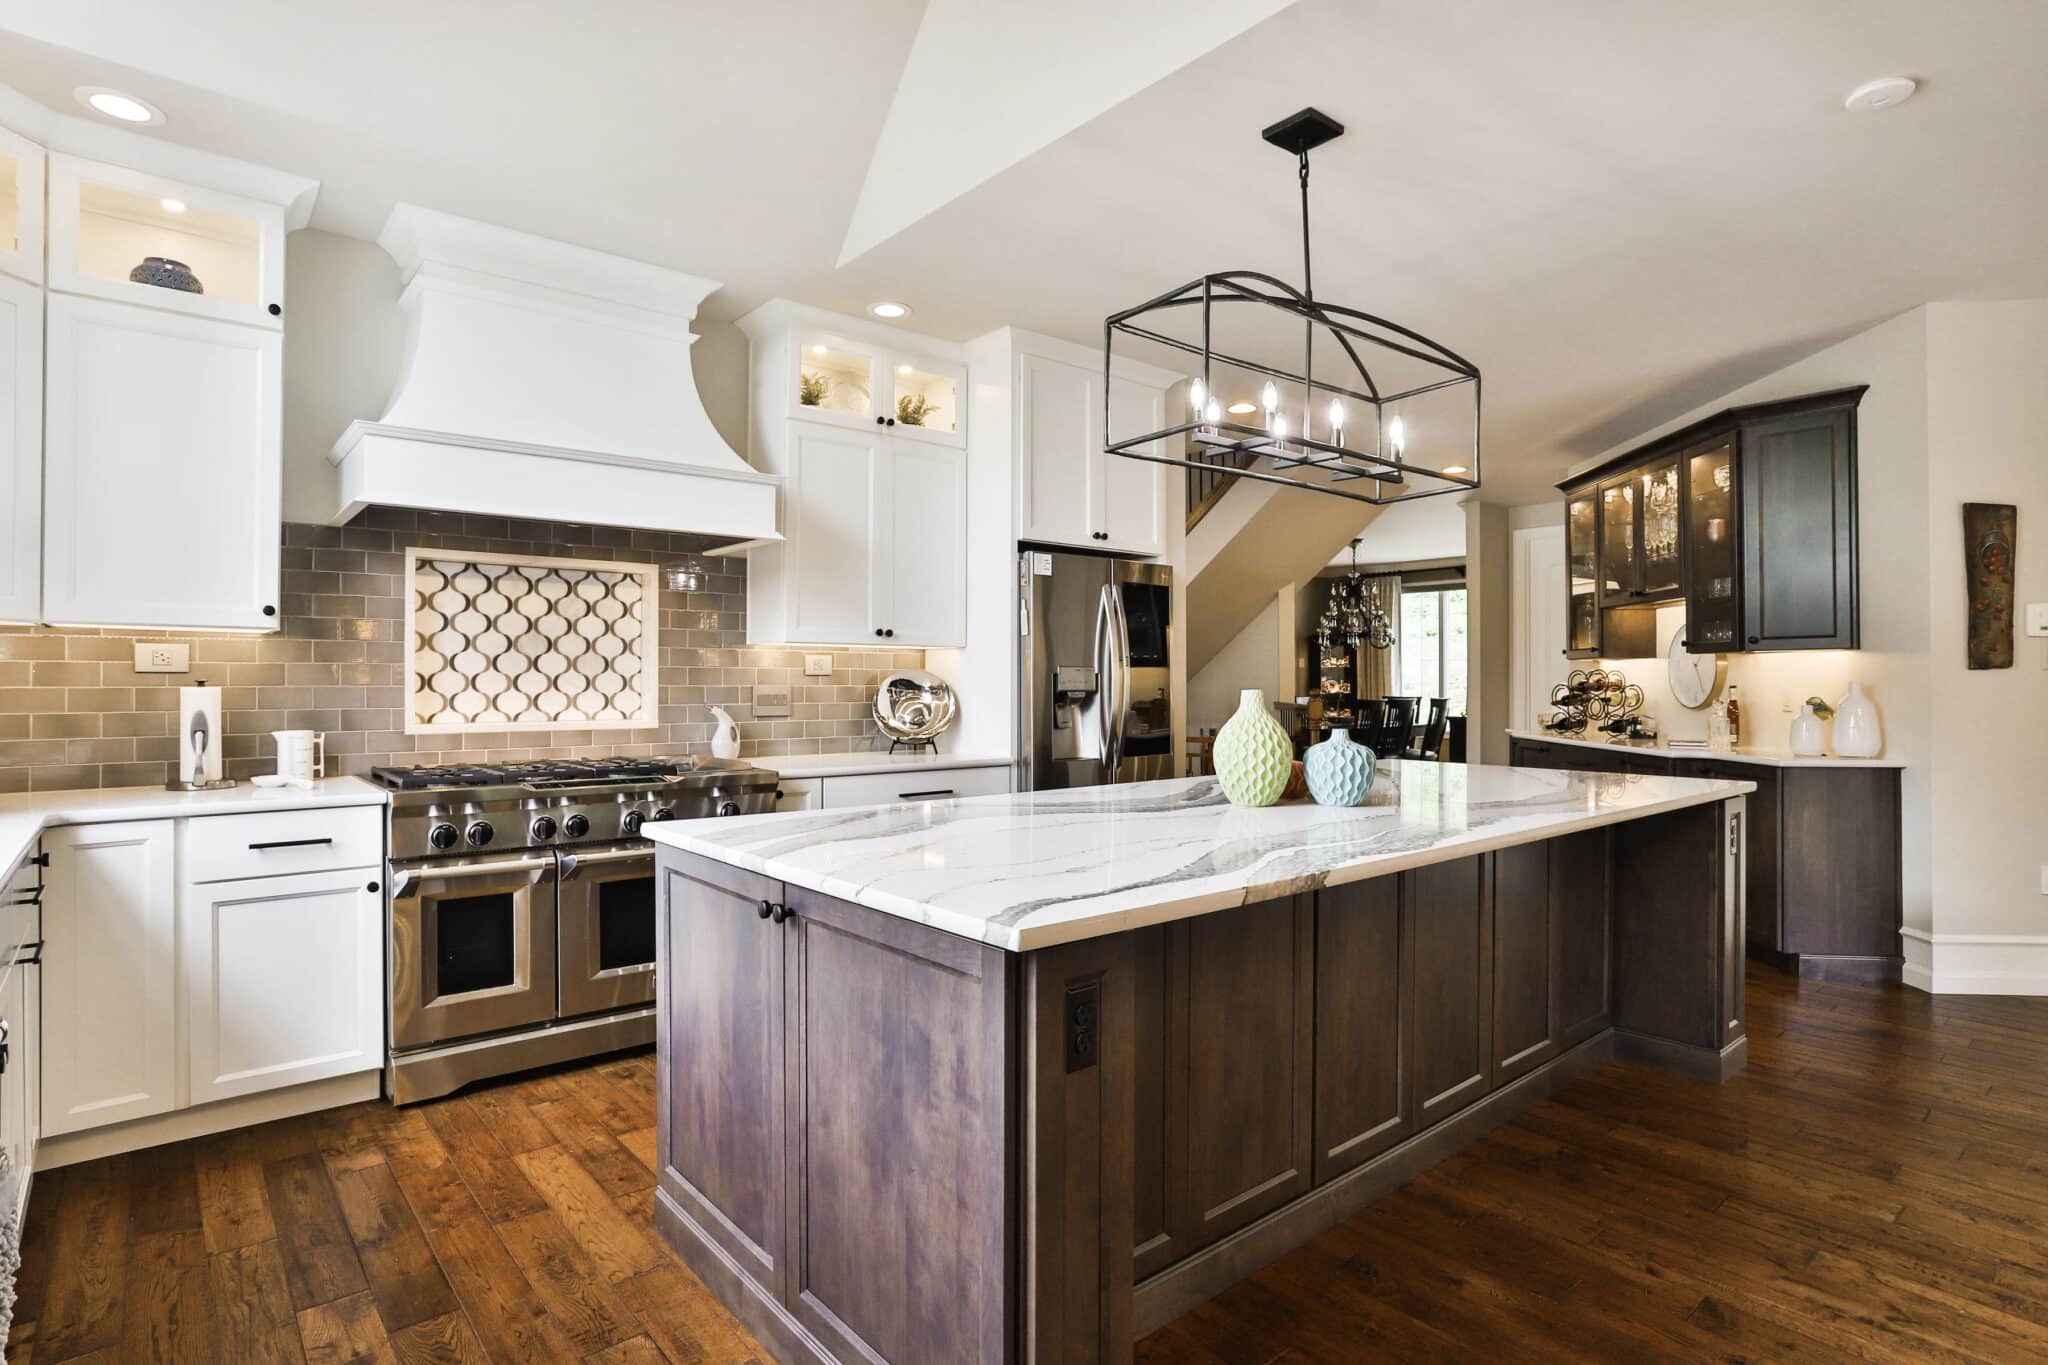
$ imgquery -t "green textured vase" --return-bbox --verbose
[1213,689,1293,806]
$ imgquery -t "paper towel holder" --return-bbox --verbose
[166,678,239,792]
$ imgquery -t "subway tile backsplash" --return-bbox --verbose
[0,509,925,793]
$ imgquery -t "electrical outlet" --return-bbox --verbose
[804,654,833,677]
[753,684,791,718]
[2027,603,2048,637]
[134,642,190,673]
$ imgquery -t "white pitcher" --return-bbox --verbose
[709,706,742,760]
[271,729,326,781]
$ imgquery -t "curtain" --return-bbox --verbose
[1357,573,1402,698]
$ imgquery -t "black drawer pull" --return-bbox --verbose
[249,837,333,851]
[898,789,956,800]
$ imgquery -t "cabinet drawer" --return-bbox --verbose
[774,778,820,812]
[183,806,383,883]
[819,765,1010,809]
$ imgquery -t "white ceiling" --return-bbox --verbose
[4,0,2043,504]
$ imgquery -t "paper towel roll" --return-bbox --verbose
[178,684,224,786]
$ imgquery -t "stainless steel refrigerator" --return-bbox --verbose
[1018,549,1173,791]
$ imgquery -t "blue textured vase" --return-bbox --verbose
[1304,728,1376,807]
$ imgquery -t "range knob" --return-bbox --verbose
[650,807,675,822]
[465,820,495,847]
[717,800,740,818]
[563,813,590,838]
[530,815,558,841]
[428,822,459,851]
[622,810,645,836]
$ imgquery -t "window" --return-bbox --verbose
[1397,585,1467,716]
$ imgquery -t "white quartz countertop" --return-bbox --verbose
[766,751,1013,780]
[0,777,387,881]
[1506,728,1906,769]
[645,762,1754,952]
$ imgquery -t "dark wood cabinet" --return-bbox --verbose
[1510,737,1902,979]
[1491,841,1556,1084]
[1560,387,1864,657]
[1312,877,1411,1181]
[1408,856,1493,1124]
[1553,828,1613,1047]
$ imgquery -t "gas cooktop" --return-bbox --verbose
[370,757,708,791]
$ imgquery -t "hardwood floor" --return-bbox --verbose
[17,963,2048,1363]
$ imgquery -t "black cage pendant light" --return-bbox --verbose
[1102,108,1480,505]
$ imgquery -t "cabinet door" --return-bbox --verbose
[1636,455,1682,599]
[657,854,787,1298]
[184,869,383,1104]
[779,886,1009,1364]
[1177,896,1314,1253]
[886,353,966,449]
[0,967,26,1196]
[1313,877,1411,1182]
[1018,354,1100,549]
[1564,491,1598,655]
[42,820,178,1136]
[1492,842,1557,1084]
[0,124,44,286]
[1680,434,1740,651]
[788,330,881,430]
[1101,377,1165,557]
[1553,829,1613,1048]
[1595,475,1638,605]
[784,421,882,644]
[0,272,39,624]
[44,295,281,630]
[874,438,966,646]
[1741,406,1857,649]
[1408,857,1492,1125]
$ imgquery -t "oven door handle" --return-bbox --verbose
[558,848,653,880]
[389,855,555,897]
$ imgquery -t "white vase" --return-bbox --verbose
[1787,703,1826,756]
[1833,680,1882,757]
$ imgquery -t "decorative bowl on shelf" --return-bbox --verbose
[872,669,957,743]
[129,257,204,293]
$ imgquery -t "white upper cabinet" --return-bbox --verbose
[1017,350,1171,557]
[48,154,286,329]
[739,301,969,647]
[0,273,40,624]
[0,123,46,285]
[43,293,282,629]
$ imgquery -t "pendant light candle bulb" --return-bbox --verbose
[1327,399,1345,442]
[1388,416,1405,458]
[1262,381,1279,415]
[1203,399,1221,425]
[1188,379,1205,414]
[1271,412,1289,442]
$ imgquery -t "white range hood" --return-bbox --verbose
[327,205,780,540]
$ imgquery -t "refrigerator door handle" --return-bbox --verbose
[1093,583,1118,771]
[1100,581,1132,778]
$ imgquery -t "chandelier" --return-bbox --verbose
[1319,540,1393,653]
[1101,108,1480,505]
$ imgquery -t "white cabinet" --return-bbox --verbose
[41,820,179,1137]
[42,293,282,629]
[875,437,968,645]
[47,154,286,329]
[0,272,41,623]
[183,868,383,1104]
[0,122,46,286]
[0,962,38,1210]
[1017,353,1167,557]
[815,764,1011,808]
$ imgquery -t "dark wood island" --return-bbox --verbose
[644,762,1754,1363]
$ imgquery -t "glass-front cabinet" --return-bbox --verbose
[787,331,967,448]
[887,356,963,443]
[1637,455,1681,598]
[1565,491,1598,656]
[1596,458,1679,606]
[1596,475,1636,604]
[793,332,880,424]
[0,124,44,284]
[1681,435,1738,650]
[47,154,286,328]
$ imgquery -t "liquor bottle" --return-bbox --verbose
[1724,684,1742,747]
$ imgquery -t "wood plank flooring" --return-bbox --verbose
[17,963,2048,1363]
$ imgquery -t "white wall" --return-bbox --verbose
[1334,495,1465,565]
[1463,501,1511,764]
[1188,585,1296,734]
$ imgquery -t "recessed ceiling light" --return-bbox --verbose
[160,198,187,214]
[1226,400,1258,415]
[76,86,165,125]
[868,301,910,320]
[809,344,827,355]
[1443,465,1470,476]
[896,364,912,375]
[1844,76,1917,112]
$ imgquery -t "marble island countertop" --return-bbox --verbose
[644,761,1754,952]
[1506,728,1906,769]
[765,750,1013,780]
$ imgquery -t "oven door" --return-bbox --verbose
[391,853,559,1051]
[556,845,657,1018]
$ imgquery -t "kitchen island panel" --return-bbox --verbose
[1312,876,1411,1182]
[1411,856,1494,1123]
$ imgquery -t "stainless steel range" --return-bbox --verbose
[372,756,778,1103]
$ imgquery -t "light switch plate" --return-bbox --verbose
[804,655,833,676]
[2025,602,2048,637]
[753,684,792,718]
[134,642,190,673]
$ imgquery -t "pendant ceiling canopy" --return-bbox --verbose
[1103,107,1481,505]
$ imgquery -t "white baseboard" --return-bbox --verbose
[1900,928,2048,996]
[39,1069,382,1169]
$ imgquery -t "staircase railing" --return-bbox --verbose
[1185,448,1257,532]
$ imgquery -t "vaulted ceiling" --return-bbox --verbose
[3,0,2042,502]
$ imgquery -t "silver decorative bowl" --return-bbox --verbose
[872,669,957,742]
[130,256,204,293]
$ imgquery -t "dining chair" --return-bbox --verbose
[1372,697,1415,757]
[1406,698,1449,760]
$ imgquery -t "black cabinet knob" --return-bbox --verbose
[874,628,885,637]
[1748,635,1759,645]
[884,628,894,638]
[268,303,282,316]
[770,903,792,925]
[757,899,773,920]
[876,416,886,425]
[886,418,897,427]
[262,604,277,617]
[367,881,380,894]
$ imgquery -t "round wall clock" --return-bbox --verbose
[1668,631,1718,709]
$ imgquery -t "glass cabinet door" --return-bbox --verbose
[793,334,879,425]
[0,124,44,284]
[1597,476,1637,603]
[48,155,284,327]
[1566,492,1598,653]
[1638,455,1681,597]
[888,357,964,444]
[1682,435,1738,650]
